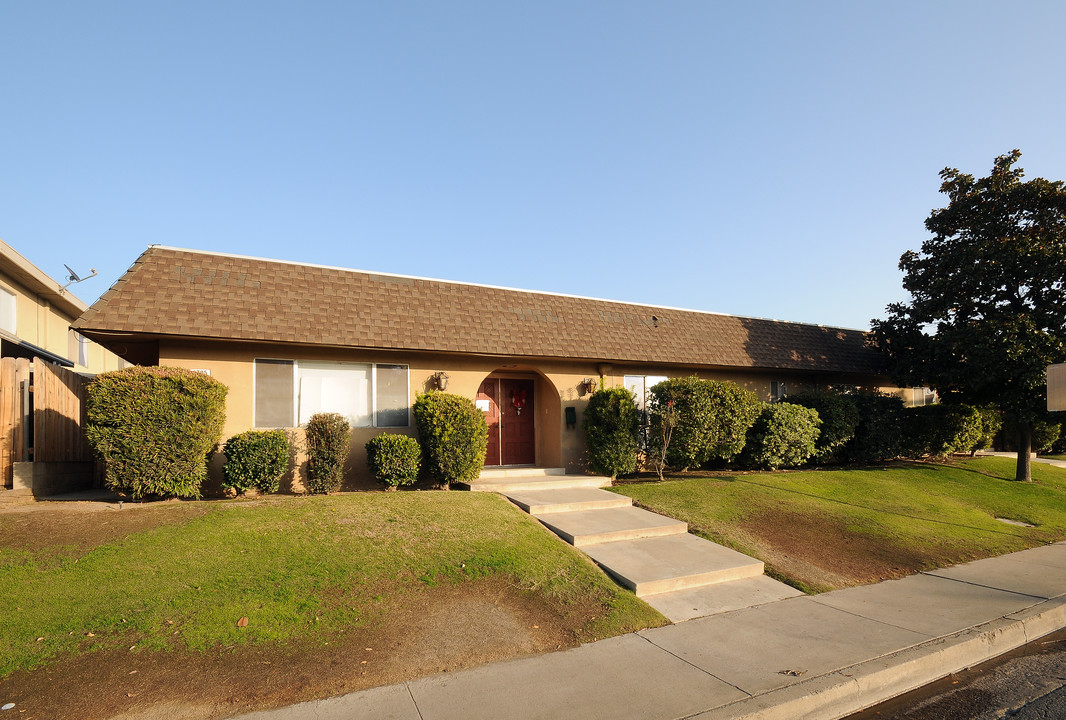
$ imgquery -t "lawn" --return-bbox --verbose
[0,491,664,719]
[612,456,1066,593]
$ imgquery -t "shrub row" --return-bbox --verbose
[85,366,486,498]
[580,378,1024,476]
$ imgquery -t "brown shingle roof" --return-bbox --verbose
[73,247,884,375]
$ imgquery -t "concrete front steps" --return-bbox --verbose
[458,467,611,493]
[501,485,801,622]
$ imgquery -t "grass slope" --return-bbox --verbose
[0,492,664,678]
[613,457,1066,593]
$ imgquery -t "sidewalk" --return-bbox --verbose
[231,542,1066,720]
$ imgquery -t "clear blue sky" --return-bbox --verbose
[3,2,1064,330]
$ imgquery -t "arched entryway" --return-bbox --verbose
[475,369,561,468]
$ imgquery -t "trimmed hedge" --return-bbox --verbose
[583,386,640,480]
[365,433,421,489]
[842,392,905,464]
[969,406,1003,455]
[223,430,290,494]
[304,412,350,494]
[85,366,227,500]
[739,402,821,469]
[413,391,488,489]
[647,377,760,470]
[901,404,984,460]
[785,390,859,463]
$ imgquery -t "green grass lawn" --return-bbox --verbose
[612,456,1066,593]
[0,492,664,678]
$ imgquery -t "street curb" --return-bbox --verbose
[687,596,1066,720]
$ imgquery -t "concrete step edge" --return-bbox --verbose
[544,520,688,548]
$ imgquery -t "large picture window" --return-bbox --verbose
[254,359,410,429]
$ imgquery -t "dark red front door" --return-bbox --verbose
[477,377,535,466]
[477,379,502,466]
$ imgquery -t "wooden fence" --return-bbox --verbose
[0,357,31,487]
[0,357,92,487]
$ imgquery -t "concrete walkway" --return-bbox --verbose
[231,542,1066,720]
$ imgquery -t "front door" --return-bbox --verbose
[477,377,535,466]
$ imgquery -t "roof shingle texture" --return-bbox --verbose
[74,247,884,375]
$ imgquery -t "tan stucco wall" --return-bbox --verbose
[0,272,124,374]
[157,338,894,492]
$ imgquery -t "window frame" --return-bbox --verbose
[253,358,411,429]
[0,286,15,335]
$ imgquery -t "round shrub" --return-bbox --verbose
[366,433,421,490]
[304,412,350,494]
[785,390,859,463]
[86,366,227,500]
[583,386,640,480]
[842,392,905,464]
[413,391,488,489]
[647,377,760,470]
[739,402,821,469]
[223,430,290,494]
[901,404,984,460]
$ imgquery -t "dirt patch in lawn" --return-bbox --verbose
[0,500,600,720]
[0,499,211,558]
[0,576,586,720]
[736,507,950,591]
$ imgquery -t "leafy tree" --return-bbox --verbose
[872,151,1066,481]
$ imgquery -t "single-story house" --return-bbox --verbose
[73,246,901,489]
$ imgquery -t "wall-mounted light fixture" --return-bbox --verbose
[580,378,598,395]
[432,371,449,391]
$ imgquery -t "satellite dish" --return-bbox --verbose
[60,265,98,292]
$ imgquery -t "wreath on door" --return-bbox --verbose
[511,388,527,415]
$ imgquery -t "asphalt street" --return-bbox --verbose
[845,626,1066,719]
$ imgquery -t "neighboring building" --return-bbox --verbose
[73,246,899,488]
[0,238,125,373]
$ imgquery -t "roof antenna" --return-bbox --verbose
[60,264,98,292]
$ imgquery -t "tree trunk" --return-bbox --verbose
[1015,422,1033,482]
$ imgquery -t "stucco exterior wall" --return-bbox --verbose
[158,338,892,492]
[0,271,124,374]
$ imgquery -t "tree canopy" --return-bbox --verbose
[871,150,1066,481]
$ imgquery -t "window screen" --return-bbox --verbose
[375,364,409,427]
[254,359,295,428]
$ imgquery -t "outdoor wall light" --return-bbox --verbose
[432,371,449,391]
[581,378,598,395]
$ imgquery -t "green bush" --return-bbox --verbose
[647,377,760,470]
[970,406,1003,455]
[413,391,488,489]
[85,366,227,500]
[365,433,421,489]
[304,412,350,494]
[583,387,640,480]
[785,390,859,463]
[1003,417,1062,453]
[901,404,985,460]
[842,392,905,464]
[739,402,821,469]
[222,430,290,494]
